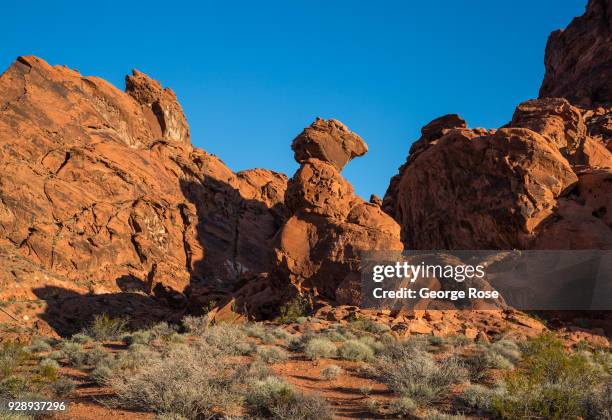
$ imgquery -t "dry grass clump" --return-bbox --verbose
[201,323,256,356]
[256,345,288,364]
[107,341,244,418]
[339,339,375,362]
[305,338,337,360]
[387,396,417,416]
[245,376,333,419]
[243,322,276,344]
[377,342,468,406]
[320,364,342,380]
[181,315,209,335]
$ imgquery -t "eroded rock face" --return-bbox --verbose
[274,119,403,304]
[0,56,287,304]
[383,102,612,250]
[539,0,612,107]
[126,69,190,143]
[384,124,581,249]
[384,1,612,251]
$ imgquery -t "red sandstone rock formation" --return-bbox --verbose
[539,0,611,107]
[383,1,612,251]
[274,118,403,304]
[0,56,287,308]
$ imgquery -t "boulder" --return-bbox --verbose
[291,118,368,170]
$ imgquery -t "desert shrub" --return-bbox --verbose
[242,360,271,381]
[181,315,209,335]
[324,330,346,342]
[388,396,417,416]
[584,381,612,419]
[276,297,310,324]
[464,344,516,382]
[0,342,30,377]
[287,334,312,353]
[256,346,288,364]
[339,340,375,362]
[489,339,521,364]
[423,409,467,420]
[83,314,128,341]
[457,383,504,413]
[83,345,108,367]
[147,322,182,343]
[201,324,254,355]
[320,364,342,380]
[71,332,93,344]
[0,375,29,399]
[305,338,337,360]
[245,376,332,419]
[348,317,390,334]
[244,323,276,344]
[38,358,59,380]
[108,342,244,418]
[492,333,609,419]
[377,348,468,405]
[51,377,75,397]
[122,330,152,346]
[28,338,52,353]
[155,413,188,420]
[59,341,87,367]
[272,327,292,341]
[358,336,384,354]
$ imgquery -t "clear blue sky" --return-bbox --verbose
[4,0,586,198]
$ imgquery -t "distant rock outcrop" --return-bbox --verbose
[384,4,612,251]
[539,0,612,107]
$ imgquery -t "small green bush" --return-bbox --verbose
[276,297,310,324]
[37,358,59,380]
[339,340,375,362]
[492,333,609,420]
[83,314,128,341]
[0,342,30,377]
[305,338,337,360]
